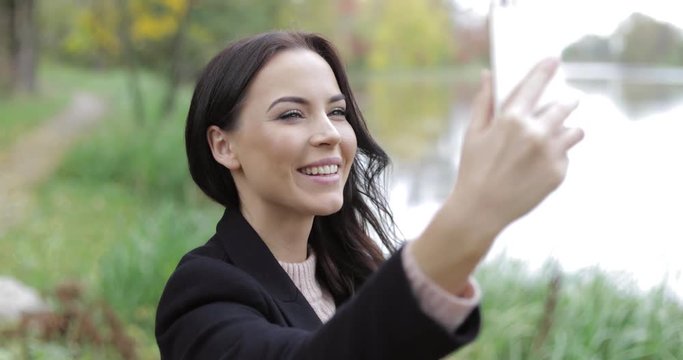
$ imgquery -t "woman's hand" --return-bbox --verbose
[411,58,583,295]
[454,58,583,235]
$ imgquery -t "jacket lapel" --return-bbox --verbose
[214,207,323,331]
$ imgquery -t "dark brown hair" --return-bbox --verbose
[185,31,398,301]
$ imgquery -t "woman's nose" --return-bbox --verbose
[309,114,342,146]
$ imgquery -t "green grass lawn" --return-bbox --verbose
[451,259,683,359]
[0,92,69,151]
[1,64,682,359]
[0,63,220,358]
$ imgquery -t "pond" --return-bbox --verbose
[354,64,683,299]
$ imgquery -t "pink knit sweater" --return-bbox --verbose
[279,242,480,331]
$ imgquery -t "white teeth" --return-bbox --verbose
[301,164,339,175]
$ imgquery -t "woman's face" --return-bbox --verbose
[217,49,357,218]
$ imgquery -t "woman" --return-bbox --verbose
[155,31,582,359]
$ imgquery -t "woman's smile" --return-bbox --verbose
[297,156,343,184]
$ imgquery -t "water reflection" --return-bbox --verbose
[357,76,455,162]
[357,70,683,299]
[569,80,683,119]
[356,75,477,204]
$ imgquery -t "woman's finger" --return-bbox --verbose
[501,58,559,116]
[557,126,585,151]
[532,101,556,118]
[536,100,580,132]
[469,69,494,132]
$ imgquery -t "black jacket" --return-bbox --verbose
[155,207,480,359]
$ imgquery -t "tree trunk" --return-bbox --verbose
[0,0,15,94]
[13,0,37,93]
[160,0,195,116]
[116,0,146,124]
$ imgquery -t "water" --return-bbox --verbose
[355,65,683,298]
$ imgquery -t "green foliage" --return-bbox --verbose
[277,0,336,36]
[562,34,615,62]
[563,12,683,66]
[45,60,194,201]
[619,13,683,66]
[450,260,683,359]
[0,339,136,359]
[353,65,480,162]
[41,0,302,71]
[359,72,455,161]
[99,201,218,328]
[39,0,465,77]
[0,341,80,359]
[0,181,137,289]
[3,64,683,358]
[56,95,193,202]
[0,63,218,357]
[47,0,191,66]
[0,92,69,151]
[364,0,456,70]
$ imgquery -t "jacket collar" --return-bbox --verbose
[214,207,322,330]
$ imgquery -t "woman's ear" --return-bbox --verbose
[207,125,241,170]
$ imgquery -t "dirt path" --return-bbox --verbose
[0,92,106,236]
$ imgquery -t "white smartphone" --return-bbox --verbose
[489,0,576,112]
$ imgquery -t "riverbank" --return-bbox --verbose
[1,64,681,359]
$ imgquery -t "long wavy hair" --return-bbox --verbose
[185,31,398,301]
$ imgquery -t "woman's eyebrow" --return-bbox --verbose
[267,94,346,112]
[329,94,346,103]
[267,96,307,111]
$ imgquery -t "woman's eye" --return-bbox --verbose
[329,108,347,118]
[278,110,303,120]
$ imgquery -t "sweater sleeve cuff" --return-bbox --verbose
[401,241,482,332]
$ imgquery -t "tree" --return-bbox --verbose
[116,0,146,124]
[563,13,683,66]
[0,0,38,94]
[160,0,195,116]
[363,0,456,70]
[14,0,37,93]
[619,13,683,66]
[0,0,13,93]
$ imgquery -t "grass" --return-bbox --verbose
[450,259,683,359]
[0,63,221,358]
[1,64,682,359]
[0,91,69,151]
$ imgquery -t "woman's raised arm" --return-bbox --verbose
[412,58,584,296]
